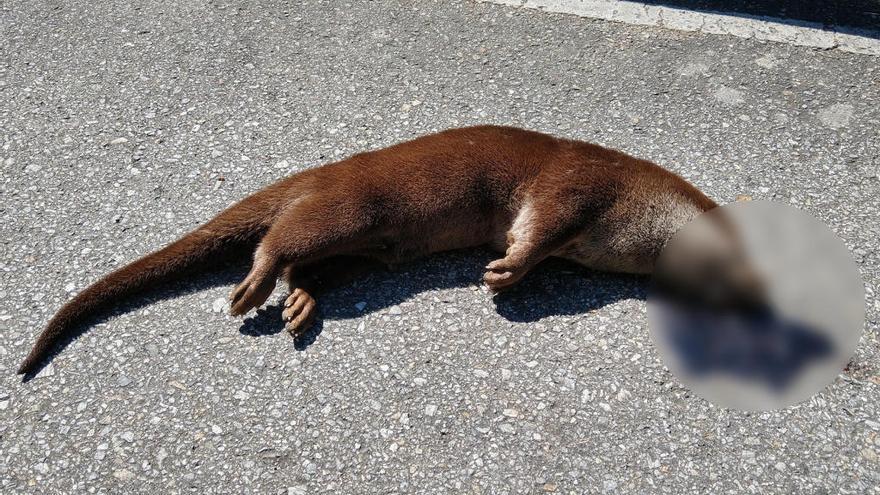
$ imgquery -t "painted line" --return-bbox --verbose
[482,0,880,56]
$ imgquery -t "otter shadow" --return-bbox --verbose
[21,249,645,380]
[237,249,648,347]
[651,301,835,391]
[238,304,328,350]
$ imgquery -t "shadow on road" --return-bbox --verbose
[19,249,646,379]
[236,249,648,349]
[651,301,834,390]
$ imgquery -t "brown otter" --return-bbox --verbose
[18,125,717,376]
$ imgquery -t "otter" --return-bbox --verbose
[18,125,717,376]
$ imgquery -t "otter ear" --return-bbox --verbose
[735,194,753,202]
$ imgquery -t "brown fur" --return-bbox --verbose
[18,125,717,376]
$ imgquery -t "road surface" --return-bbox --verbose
[1,0,878,492]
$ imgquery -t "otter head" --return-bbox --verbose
[652,206,768,315]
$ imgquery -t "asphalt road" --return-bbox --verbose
[1,0,879,493]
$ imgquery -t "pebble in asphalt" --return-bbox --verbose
[1,0,878,492]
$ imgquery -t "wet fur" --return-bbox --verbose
[18,125,717,376]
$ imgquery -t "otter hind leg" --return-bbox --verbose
[281,256,385,336]
[229,193,377,316]
[229,244,280,316]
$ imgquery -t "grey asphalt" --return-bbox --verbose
[1,0,878,493]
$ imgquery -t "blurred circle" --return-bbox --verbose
[647,200,864,411]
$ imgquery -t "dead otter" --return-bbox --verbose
[18,125,717,376]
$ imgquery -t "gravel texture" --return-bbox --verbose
[1,0,878,493]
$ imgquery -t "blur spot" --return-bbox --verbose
[648,201,864,411]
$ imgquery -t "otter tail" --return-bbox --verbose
[17,186,287,376]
